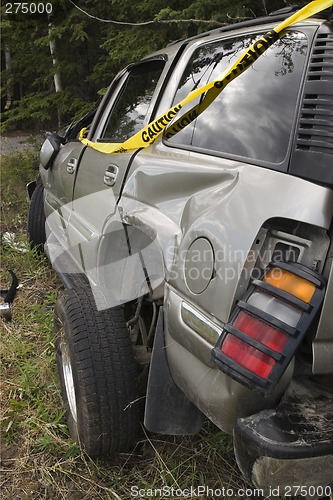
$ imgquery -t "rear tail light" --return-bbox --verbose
[212,261,326,396]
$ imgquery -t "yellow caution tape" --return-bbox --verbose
[81,0,332,154]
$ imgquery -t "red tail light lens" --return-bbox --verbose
[233,312,289,353]
[221,334,275,379]
[212,261,326,396]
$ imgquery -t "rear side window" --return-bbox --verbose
[166,31,307,165]
[102,60,165,141]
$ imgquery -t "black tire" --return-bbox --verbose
[27,180,46,251]
[54,286,140,457]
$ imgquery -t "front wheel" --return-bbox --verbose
[54,286,141,456]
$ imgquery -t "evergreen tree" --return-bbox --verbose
[0,0,307,131]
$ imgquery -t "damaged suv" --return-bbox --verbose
[27,4,333,493]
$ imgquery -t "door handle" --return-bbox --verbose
[104,165,119,187]
[67,158,77,174]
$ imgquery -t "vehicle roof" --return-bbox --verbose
[143,12,330,61]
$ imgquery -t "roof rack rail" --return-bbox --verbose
[182,4,332,45]
[216,4,332,34]
[270,4,332,19]
[269,5,300,16]
[217,12,300,35]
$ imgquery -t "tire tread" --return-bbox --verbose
[54,286,140,456]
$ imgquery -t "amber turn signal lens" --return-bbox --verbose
[263,268,316,303]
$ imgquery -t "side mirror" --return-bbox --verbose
[40,132,62,170]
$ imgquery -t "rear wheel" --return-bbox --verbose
[27,180,46,251]
[54,286,140,456]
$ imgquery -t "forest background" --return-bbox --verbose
[1,0,307,132]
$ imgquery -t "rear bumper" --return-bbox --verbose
[234,378,333,492]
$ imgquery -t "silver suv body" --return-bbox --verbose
[28,9,333,492]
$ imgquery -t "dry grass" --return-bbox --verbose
[1,149,275,499]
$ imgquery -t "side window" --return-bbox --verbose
[166,31,307,165]
[101,60,165,142]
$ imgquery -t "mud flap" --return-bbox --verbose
[144,308,204,435]
[26,180,36,201]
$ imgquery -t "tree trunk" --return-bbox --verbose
[48,23,63,93]
[4,44,13,110]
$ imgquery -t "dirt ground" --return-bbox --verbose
[1,132,44,155]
